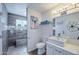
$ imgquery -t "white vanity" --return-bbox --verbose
[46,36,79,55]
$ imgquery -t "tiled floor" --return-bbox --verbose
[7,45,28,55]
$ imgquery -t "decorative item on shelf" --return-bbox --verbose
[40,20,51,25]
[30,16,38,29]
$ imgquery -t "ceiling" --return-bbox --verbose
[28,3,59,13]
[27,3,69,13]
[5,3,71,16]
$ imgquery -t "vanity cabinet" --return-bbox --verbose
[46,42,64,55]
[46,42,75,55]
[46,43,55,55]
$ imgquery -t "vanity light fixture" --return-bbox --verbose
[52,10,58,14]
[51,3,79,16]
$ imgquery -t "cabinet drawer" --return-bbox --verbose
[54,47,64,55]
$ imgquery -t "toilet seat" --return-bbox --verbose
[36,42,45,48]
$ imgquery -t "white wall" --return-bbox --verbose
[39,24,53,42]
[28,8,42,24]
[27,8,42,52]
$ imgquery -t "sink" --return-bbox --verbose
[47,36,67,47]
[48,36,67,42]
[48,36,67,43]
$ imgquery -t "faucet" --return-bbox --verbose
[58,33,61,37]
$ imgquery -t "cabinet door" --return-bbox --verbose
[46,43,55,55]
[54,47,64,55]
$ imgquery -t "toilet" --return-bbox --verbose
[36,42,45,55]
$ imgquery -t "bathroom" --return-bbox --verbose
[27,3,79,55]
[0,3,79,55]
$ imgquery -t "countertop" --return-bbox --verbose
[47,36,79,55]
[48,36,67,42]
[64,43,79,54]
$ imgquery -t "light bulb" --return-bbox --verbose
[52,10,57,14]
